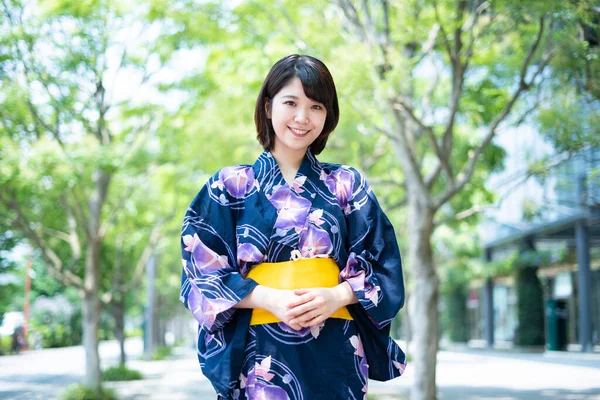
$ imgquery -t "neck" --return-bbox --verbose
[271,146,306,171]
[271,146,307,185]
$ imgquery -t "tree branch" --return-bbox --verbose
[388,101,428,199]
[336,0,367,41]
[0,189,83,290]
[393,99,454,183]
[433,1,456,64]
[432,16,551,211]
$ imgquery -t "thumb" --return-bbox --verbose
[293,288,310,295]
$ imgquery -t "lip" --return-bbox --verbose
[288,126,311,137]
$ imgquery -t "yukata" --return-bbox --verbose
[180,150,406,400]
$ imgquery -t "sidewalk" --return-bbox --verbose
[104,345,216,399]
[107,342,600,400]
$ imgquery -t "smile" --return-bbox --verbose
[289,127,310,137]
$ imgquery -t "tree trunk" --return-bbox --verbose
[408,200,439,400]
[82,170,110,389]
[82,244,102,390]
[113,296,126,367]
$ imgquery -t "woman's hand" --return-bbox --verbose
[264,289,307,331]
[285,287,344,328]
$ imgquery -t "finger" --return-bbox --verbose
[289,322,303,331]
[287,292,315,308]
[293,288,311,295]
[285,318,304,331]
[286,300,319,319]
[294,309,322,326]
[304,315,326,327]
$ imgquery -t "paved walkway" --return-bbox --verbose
[1,338,599,399]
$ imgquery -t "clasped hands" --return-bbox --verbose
[267,283,355,331]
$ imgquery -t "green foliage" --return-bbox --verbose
[151,345,172,360]
[0,262,20,326]
[125,327,143,338]
[59,384,116,400]
[0,335,12,355]
[29,290,82,348]
[102,365,143,381]
[514,265,545,346]
[436,224,481,342]
[440,267,470,343]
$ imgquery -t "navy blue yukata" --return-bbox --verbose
[180,150,406,400]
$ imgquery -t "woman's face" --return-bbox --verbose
[268,77,327,156]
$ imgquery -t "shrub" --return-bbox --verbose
[515,265,545,346]
[30,294,82,348]
[102,365,143,381]
[152,345,172,360]
[59,384,116,400]
[0,335,11,355]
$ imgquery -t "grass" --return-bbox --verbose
[102,365,143,381]
[151,345,173,360]
[59,384,116,400]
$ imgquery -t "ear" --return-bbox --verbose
[264,98,272,119]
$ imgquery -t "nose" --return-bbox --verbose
[294,108,309,124]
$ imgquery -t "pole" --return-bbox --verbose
[484,248,494,348]
[144,254,156,360]
[576,175,592,352]
[22,256,32,351]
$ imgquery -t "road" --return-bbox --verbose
[1,339,599,399]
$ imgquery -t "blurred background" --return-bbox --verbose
[0,0,599,399]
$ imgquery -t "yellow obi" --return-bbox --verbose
[246,257,354,326]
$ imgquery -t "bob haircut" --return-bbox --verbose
[254,54,339,155]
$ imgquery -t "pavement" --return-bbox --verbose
[1,338,599,399]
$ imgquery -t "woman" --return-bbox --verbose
[180,54,406,400]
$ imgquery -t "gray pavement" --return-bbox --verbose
[0,338,599,399]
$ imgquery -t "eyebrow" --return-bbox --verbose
[280,94,323,104]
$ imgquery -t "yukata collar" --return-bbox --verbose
[251,148,326,252]
[252,148,323,195]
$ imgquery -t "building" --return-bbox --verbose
[472,127,599,351]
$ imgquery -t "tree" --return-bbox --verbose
[0,0,172,389]
[0,233,20,329]
[328,2,600,398]
[106,1,598,398]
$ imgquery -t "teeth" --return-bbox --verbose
[290,127,309,135]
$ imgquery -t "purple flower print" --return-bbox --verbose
[269,185,311,233]
[277,321,324,338]
[212,166,256,198]
[322,168,354,209]
[350,335,365,358]
[308,209,325,226]
[277,322,311,337]
[238,242,263,263]
[187,285,235,330]
[245,356,290,400]
[340,253,366,291]
[393,361,406,374]
[350,335,369,394]
[291,175,306,194]
[237,242,264,276]
[298,224,333,258]
[182,233,229,275]
[340,253,381,306]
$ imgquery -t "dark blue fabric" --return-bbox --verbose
[180,150,406,399]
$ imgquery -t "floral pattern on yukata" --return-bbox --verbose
[180,150,406,399]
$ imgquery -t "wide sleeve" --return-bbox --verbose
[339,167,405,329]
[179,172,258,334]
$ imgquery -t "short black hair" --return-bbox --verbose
[254,54,339,155]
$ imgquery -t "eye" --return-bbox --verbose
[284,101,296,106]
[311,104,323,111]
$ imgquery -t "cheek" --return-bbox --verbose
[316,114,327,131]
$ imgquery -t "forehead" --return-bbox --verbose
[275,78,320,101]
